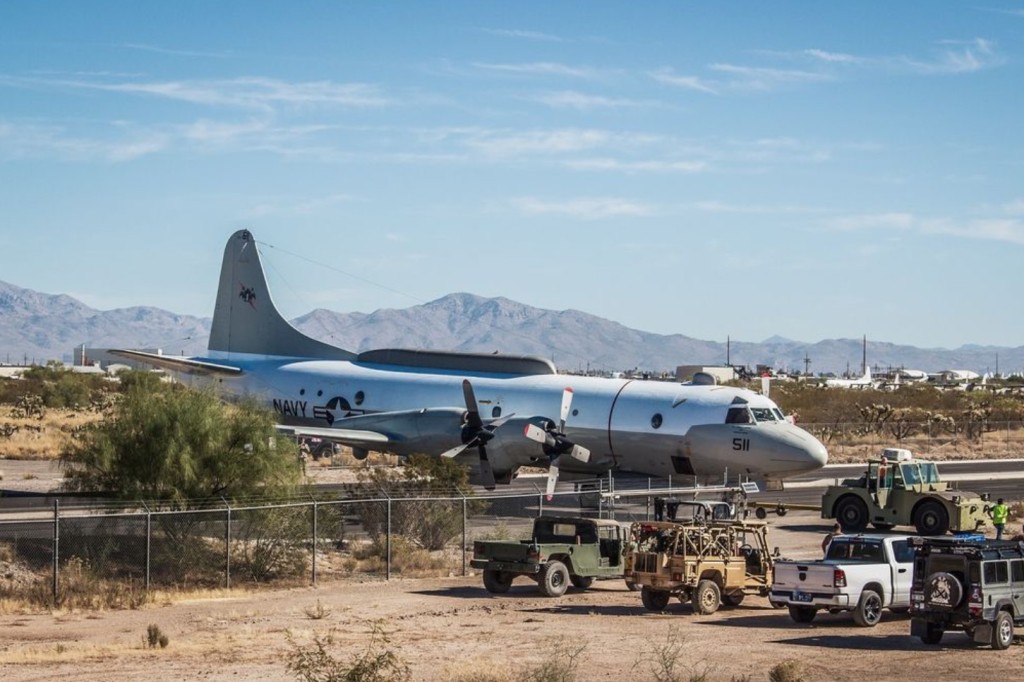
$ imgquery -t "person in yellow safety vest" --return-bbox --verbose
[990,498,1009,540]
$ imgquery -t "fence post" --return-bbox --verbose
[386,497,392,581]
[143,501,151,592]
[223,499,232,589]
[52,499,59,603]
[311,498,318,586]
[462,495,468,577]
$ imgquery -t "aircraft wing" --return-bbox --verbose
[110,349,243,376]
[276,424,391,448]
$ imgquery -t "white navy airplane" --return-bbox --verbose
[117,230,828,495]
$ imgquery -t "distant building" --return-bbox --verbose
[675,365,737,384]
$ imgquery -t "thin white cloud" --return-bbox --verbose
[0,75,388,111]
[512,196,655,220]
[830,211,1024,245]
[709,63,833,90]
[0,121,168,162]
[894,38,1003,74]
[564,157,706,173]
[458,128,610,157]
[650,68,718,94]
[121,43,233,59]
[803,48,863,64]
[529,90,650,110]
[472,62,603,79]
[481,28,563,42]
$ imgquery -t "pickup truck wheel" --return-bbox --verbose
[788,605,817,623]
[991,610,1013,650]
[538,560,569,598]
[722,592,745,607]
[692,579,721,615]
[835,497,868,532]
[482,569,513,594]
[853,589,883,627]
[920,622,944,645]
[641,586,670,611]
[570,575,594,590]
[914,501,949,536]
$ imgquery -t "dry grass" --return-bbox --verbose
[0,407,100,460]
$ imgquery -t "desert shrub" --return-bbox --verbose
[26,557,147,610]
[233,506,309,583]
[61,384,300,504]
[352,455,483,551]
[146,623,169,648]
[768,660,805,682]
[352,536,447,576]
[632,627,713,682]
[287,623,410,682]
[523,642,585,682]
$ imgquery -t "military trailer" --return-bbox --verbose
[471,516,633,597]
[821,448,990,536]
[625,519,775,614]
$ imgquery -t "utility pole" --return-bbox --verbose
[803,352,811,376]
[861,335,867,376]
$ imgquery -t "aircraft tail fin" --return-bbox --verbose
[208,230,355,359]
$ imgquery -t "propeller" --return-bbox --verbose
[440,379,513,490]
[523,387,590,500]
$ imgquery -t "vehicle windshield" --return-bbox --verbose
[750,407,777,423]
[901,463,921,486]
[919,462,941,484]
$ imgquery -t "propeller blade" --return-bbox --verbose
[462,379,483,429]
[440,443,469,459]
[545,461,559,500]
[524,423,549,444]
[570,444,591,464]
[559,387,574,432]
[478,445,496,490]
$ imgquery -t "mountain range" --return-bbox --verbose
[1,280,1020,375]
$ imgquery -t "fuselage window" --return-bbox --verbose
[299,388,306,396]
[491,406,502,419]
[651,413,663,429]
[317,390,323,397]
[725,407,751,424]
[354,391,365,406]
[750,408,776,423]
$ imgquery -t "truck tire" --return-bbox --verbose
[852,589,883,627]
[641,586,670,611]
[788,605,817,623]
[722,591,745,607]
[538,560,569,598]
[920,622,944,645]
[692,579,721,615]
[570,575,594,590]
[992,610,1013,650]
[482,569,513,594]
[835,496,868,532]
[913,500,949,536]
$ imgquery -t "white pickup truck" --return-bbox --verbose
[769,534,915,626]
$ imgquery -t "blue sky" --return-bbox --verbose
[1,1,1023,349]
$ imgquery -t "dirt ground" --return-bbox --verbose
[1,509,1023,682]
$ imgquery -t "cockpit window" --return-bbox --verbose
[772,408,785,421]
[750,408,777,423]
[725,407,751,424]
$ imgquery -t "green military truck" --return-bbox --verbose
[471,516,633,597]
[821,448,990,536]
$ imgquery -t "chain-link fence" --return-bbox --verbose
[0,480,663,604]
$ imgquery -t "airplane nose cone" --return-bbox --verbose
[780,424,828,472]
